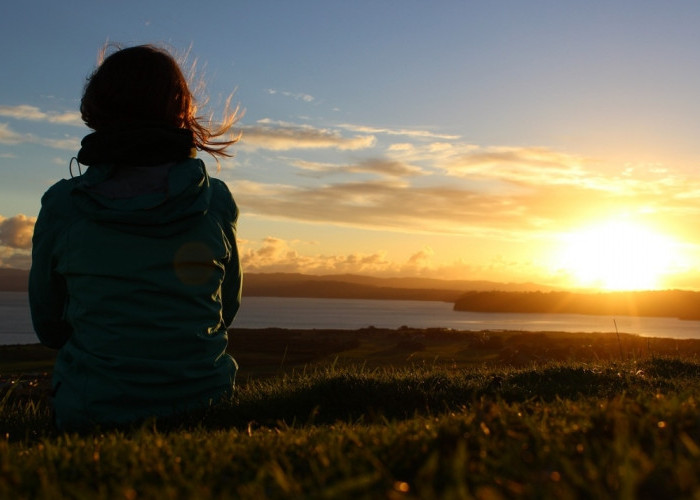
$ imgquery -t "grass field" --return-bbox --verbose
[2,328,700,498]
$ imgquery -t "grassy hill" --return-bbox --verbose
[2,328,700,498]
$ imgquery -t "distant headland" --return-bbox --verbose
[454,290,700,320]
[0,268,552,298]
[0,268,29,292]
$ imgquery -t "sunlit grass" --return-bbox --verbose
[2,357,700,498]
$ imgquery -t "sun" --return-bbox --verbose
[555,219,679,291]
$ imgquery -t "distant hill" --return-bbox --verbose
[0,268,28,292]
[454,290,700,320]
[0,268,554,299]
[243,273,556,301]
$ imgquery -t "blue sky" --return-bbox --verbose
[3,1,700,289]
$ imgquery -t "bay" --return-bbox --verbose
[235,297,700,339]
[2,292,700,345]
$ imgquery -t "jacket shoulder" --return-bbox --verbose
[209,177,238,218]
[38,178,82,227]
[41,178,78,209]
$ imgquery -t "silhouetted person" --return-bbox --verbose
[29,45,242,431]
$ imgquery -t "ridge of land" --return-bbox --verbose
[0,267,554,298]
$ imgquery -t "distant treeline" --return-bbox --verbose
[244,278,463,302]
[454,290,700,320]
[0,268,28,292]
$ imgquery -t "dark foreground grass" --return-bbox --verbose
[2,357,700,498]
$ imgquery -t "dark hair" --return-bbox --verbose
[80,44,240,159]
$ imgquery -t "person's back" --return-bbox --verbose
[28,45,242,431]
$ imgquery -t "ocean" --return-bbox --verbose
[3,291,700,345]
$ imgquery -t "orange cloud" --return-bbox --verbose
[229,157,700,246]
[0,214,35,270]
[291,158,424,178]
[239,120,375,151]
[0,214,36,249]
[230,178,537,237]
[0,246,31,269]
[241,237,392,274]
[338,123,460,140]
[238,236,554,283]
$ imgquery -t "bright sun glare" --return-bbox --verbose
[556,219,679,291]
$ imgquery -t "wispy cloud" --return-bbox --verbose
[339,123,460,140]
[443,146,590,186]
[239,119,375,151]
[385,142,592,186]
[0,105,83,127]
[265,89,315,103]
[0,122,79,150]
[0,123,26,145]
[291,158,424,178]
[232,178,525,237]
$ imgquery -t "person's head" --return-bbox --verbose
[81,44,239,159]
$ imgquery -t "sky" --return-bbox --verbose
[3,1,700,290]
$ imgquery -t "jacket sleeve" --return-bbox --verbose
[28,189,73,349]
[218,183,242,327]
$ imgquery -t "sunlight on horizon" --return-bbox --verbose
[554,219,682,291]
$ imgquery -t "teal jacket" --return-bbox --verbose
[29,158,241,430]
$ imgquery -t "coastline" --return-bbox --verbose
[5,326,700,380]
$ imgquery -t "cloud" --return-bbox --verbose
[239,120,375,151]
[0,123,26,145]
[385,141,594,187]
[240,236,398,275]
[42,137,81,150]
[232,178,529,237]
[265,89,315,103]
[230,158,700,242]
[0,246,31,270]
[443,146,590,185]
[0,105,83,127]
[407,246,434,266]
[0,214,36,249]
[382,141,613,190]
[0,122,79,150]
[239,237,550,282]
[338,123,460,140]
[291,158,424,178]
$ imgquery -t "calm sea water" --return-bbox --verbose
[3,291,700,345]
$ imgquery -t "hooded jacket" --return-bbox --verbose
[29,155,241,430]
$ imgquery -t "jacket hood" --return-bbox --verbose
[71,158,212,237]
